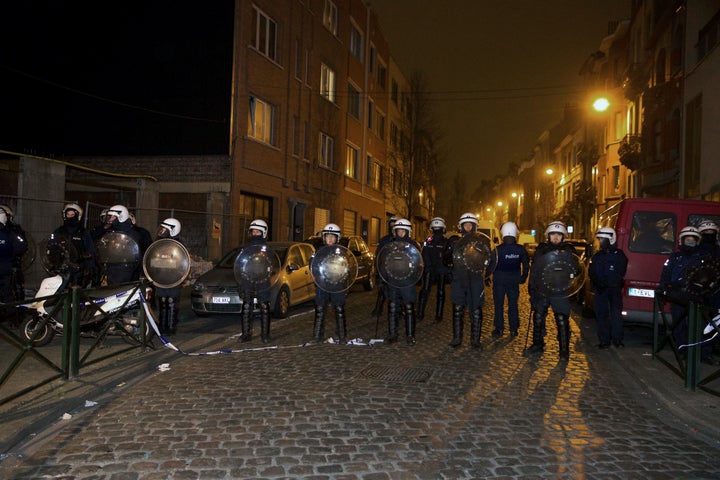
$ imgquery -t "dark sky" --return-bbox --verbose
[0,1,234,157]
[371,0,631,184]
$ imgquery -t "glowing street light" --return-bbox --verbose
[592,97,610,112]
[545,168,554,175]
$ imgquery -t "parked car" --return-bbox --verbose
[191,241,316,318]
[304,235,375,291]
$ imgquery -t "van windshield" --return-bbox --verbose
[629,211,676,255]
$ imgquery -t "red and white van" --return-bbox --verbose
[585,198,720,324]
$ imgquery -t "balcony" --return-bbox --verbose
[618,134,643,171]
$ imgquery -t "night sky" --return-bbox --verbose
[0,1,234,157]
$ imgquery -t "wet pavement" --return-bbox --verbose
[1,287,720,479]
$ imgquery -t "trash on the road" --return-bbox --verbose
[158,363,171,372]
[84,400,98,408]
[62,413,72,420]
[368,338,384,346]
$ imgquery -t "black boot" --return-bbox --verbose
[434,277,446,323]
[240,301,253,343]
[335,304,347,345]
[524,311,545,356]
[260,302,271,343]
[168,297,180,334]
[158,297,169,334]
[312,304,325,343]
[449,304,464,348]
[370,288,385,317]
[405,303,416,346]
[470,307,483,350]
[386,302,399,343]
[556,313,571,361]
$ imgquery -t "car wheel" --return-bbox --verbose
[363,266,376,291]
[274,287,290,318]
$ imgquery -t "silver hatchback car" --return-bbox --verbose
[191,241,316,318]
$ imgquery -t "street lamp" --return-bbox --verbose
[592,96,610,113]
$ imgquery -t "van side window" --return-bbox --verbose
[629,211,676,255]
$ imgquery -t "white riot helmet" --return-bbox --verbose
[0,209,6,226]
[500,222,519,239]
[321,223,341,242]
[0,205,14,221]
[458,212,479,231]
[107,205,130,223]
[698,219,719,234]
[158,218,181,238]
[63,203,83,221]
[678,226,701,244]
[249,219,268,238]
[545,221,568,240]
[595,226,616,246]
[430,217,446,233]
[128,212,137,225]
[393,218,412,235]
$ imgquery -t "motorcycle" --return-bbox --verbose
[19,232,189,347]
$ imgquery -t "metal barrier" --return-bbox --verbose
[0,282,154,406]
[652,292,720,396]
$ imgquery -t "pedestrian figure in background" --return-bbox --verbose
[417,217,449,323]
[153,218,183,335]
[384,218,421,346]
[588,227,628,349]
[310,223,348,344]
[239,219,273,343]
[445,212,487,349]
[52,203,96,287]
[370,216,397,318]
[526,221,577,360]
[487,221,529,339]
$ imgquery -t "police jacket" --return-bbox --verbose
[588,245,627,291]
[487,240,529,282]
[659,245,704,292]
[0,225,25,275]
[53,222,96,268]
[421,232,450,275]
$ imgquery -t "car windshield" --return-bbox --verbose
[216,245,289,268]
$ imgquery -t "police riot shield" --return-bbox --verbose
[684,256,720,300]
[310,244,358,293]
[453,232,495,276]
[95,232,141,267]
[532,248,586,298]
[233,244,281,293]
[142,238,191,288]
[40,233,80,275]
[377,241,424,288]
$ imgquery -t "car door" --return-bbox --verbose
[349,237,368,281]
[285,245,309,304]
[298,243,316,299]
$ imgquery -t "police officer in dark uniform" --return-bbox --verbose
[417,217,450,323]
[0,205,28,303]
[370,216,397,317]
[52,203,96,287]
[239,219,274,343]
[445,212,487,349]
[1,207,26,322]
[153,218,184,335]
[310,223,348,344]
[698,219,720,258]
[588,227,628,349]
[526,220,577,360]
[487,221,529,338]
[384,218,421,346]
[97,204,143,285]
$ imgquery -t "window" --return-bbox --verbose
[323,0,338,35]
[319,132,334,169]
[292,115,300,156]
[377,61,387,90]
[612,165,620,191]
[343,209,357,236]
[303,121,310,159]
[294,40,302,79]
[367,99,374,129]
[248,96,275,145]
[350,23,363,61]
[369,217,380,245]
[347,83,361,120]
[346,144,359,179]
[369,46,376,73]
[320,63,336,102]
[628,211,676,254]
[390,122,398,148]
[314,207,330,234]
[391,79,398,104]
[367,156,381,189]
[251,7,277,62]
[375,109,385,140]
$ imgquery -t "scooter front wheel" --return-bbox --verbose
[20,315,57,347]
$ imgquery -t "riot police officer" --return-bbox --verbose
[0,208,26,322]
[96,204,143,285]
[310,223,348,344]
[417,217,450,323]
[371,216,397,317]
[588,227,628,349]
[487,221,529,338]
[153,218,183,335]
[385,218,421,346]
[239,219,273,343]
[698,219,720,258]
[445,212,487,349]
[0,205,28,303]
[526,221,577,360]
[52,203,96,287]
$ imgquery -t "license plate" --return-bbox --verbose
[212,296,231,304]
[628,288,655,298]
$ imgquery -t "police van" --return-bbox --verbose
[477,220,500,247]
[584,198,720,324]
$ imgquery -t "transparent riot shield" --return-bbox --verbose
[532,248,586,298]
[310,244,359,293]
[142,238,191,288]
[377,241,424,288]
[684,256,720,300]
[452,232,496,276]
[95,232,141,267]
[233,244,281,293]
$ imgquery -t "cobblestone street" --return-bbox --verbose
[1,287,719,479]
